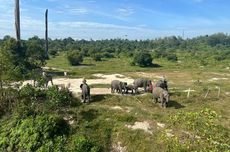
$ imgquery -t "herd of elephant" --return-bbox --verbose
[81,78,169,108]
[110,78,169,108]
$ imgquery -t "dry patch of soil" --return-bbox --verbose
[126,121,152,134]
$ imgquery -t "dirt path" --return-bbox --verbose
[22,73,134,96]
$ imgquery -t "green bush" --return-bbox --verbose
[20,84,36,98]
[67,50,83,66]
[92,53,103,61]
[133,52,153,67]
[166,53,178,62]
[71,136,101,152]
[0,115,69,152]
[46,85,72,107]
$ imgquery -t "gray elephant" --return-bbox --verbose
[42,72,54,88]
[133,78,152,93]
[80,79,90,103]
[155,79,168,91]
[111,80,127,94]
[152,87,169,108]
[126,84,134,94]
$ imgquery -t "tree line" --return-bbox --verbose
[0,33,230,83]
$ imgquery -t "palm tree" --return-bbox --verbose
[15,0,20,41]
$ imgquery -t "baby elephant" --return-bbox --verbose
[126,84,134,94]
[111,80,127,94]
[152,87,169,108]
[155,79,168,91]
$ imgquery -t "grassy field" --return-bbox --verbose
[43,53,230,151]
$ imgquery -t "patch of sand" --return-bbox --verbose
[126,121,152,134]
[208,77,228,82]
[112,142,126,152]
[157,122,166,129]
[22,73,134,96]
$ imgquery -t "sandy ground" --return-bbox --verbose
[22,73,134,96]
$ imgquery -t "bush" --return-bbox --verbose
[19,84,36,98]
[166,108,230,151]
[133,52,153,67]
[92,53,103,61]
[71,136,101,152]
[46,85,72,107]
[67,50,83,66]
[166,53,178,62]
[0,115,69,152]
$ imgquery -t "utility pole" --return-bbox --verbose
[45,9,48,58]
[182,29,185,39]
[15,0,21,41]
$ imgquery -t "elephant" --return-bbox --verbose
[126,84,134,94]
[152,87,169,108]
[42,72,54,88]
[80,83,90,103]
[111,80,127,94]
[155,79,168,91]
[133,78,152,93]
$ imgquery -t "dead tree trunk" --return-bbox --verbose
[45,9,48,58]
[15,0,20,41]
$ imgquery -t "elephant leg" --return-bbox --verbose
[155,98,158,103]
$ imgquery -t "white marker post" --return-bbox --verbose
[204,89,210,99]
[217,87,221,98]
[183,88,195,98]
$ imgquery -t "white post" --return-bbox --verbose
[217,87,221,98]
[204,89,210,99]
[187,88,190,98]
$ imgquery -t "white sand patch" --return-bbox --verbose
[63,116,74,125]
[165,129,174,137]
[126,121,152,134]
[112,141,126,152]
[111,106,123,110]
[22,73,134,96]
[208,77,228,82]
[157,122,165,129]
[225,92,230,95]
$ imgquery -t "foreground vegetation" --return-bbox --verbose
[0,34,230,151]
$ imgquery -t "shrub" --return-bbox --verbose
[67,50,83,66]
[92,53,103,61]
[133,52,153,67]
[71,136,101,152]
[46,85,72,107]
[19,84,36,98]
[0,115,69,152]
[166,53,178,62]
[166,108,230,151]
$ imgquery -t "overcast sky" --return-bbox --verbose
[0,0,230,40]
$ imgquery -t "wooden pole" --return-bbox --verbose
[187,88,190,98]
[204,89,210,99]
[15,0,21,41]
[45,9,48,58]
[217,87,221,98]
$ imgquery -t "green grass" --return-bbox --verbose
[4,52,229,151]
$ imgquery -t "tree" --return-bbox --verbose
[26,40,46,69]
[0,49,15,88]
[67,50,83,66]
[133,52,153,67]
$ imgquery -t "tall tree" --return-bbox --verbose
[15,0,20,41]
[45,9,48,58]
